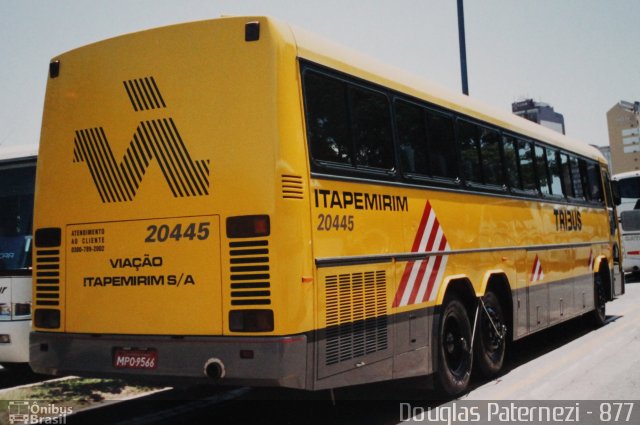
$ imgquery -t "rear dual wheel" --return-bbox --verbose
[474,291,506,378]
[437,295,472,396]
[437,291,507,395]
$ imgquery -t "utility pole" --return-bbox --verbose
[457,0,469,95]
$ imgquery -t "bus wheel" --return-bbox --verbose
[475,291,506,378]
[592,272,606,327]
[437,295,472,396]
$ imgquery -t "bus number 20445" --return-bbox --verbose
[317,214,354,231]
[145,222,210,243]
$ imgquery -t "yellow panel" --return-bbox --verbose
[65,216,221,334]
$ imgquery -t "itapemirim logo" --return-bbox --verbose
[72,77,210,203]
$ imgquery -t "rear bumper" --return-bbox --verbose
[30,332,308,389]
[0,320,30,363]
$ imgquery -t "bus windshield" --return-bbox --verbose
[618,176,640,199]
[0,163,35,271]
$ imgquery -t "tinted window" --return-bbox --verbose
[618,176,640,198]
[0,163,35,271]
[621,210,640,231]
[546,148,562,196]
[560,153,574,197]
[395,100,428,175]
[303,72,351,165]
[586,162,603,202]
[426,111,457,179]
[570,156,585,199]
[518,140,536,191]
[349,86,393,169]
[502,136,520,190]
[535,145,551,195]
[479,127,503,186]
[458,120,482,184]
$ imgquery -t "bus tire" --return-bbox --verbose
[591,271,607,327]
[437,295,472,396]
[474,291,506,378]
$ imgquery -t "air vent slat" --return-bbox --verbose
[229,239,271,306]
[281,174,303,199]
[33,230,63,327]
[324,271,388,366]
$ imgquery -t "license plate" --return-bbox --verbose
[113,348,158,370]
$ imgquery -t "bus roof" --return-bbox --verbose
[286,18,605,163]
[0,144,38,162]
[613,170,640,180]
[46,15,605,164]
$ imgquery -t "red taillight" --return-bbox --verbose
[226,215,270,238]
[229,309,274,332]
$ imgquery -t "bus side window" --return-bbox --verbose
[348,85,394,170]
[303,71,352,166]
[586,162,604,203]
[535,145,551,196]
[560,153,574,198]
[479,127,503,187]
[570,156,585,200]
[578,159,591,201]
[458,120,482,184]
[546,148,563,196]
[502,135,521,191]
[395,99,428,175]
[517,139,537,192]
[426,110,457,180]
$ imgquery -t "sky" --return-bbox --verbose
[1,0,639,149]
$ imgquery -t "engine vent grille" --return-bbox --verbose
[281,174,303,199]
[229,240,271,306]
[324,271,388,366]
[34,249,61,307]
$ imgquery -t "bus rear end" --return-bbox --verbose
[31,17,313,388]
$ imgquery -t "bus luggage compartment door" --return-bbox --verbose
[64,216,222,335]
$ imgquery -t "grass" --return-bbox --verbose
[0,377,164,424]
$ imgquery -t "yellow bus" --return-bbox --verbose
[31,16,622,395]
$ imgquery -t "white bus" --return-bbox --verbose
[613,171,640,277]
[0,145,37,369]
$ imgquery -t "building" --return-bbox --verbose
[512,99,565,135]
[607,100,640,174]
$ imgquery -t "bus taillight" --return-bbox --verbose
[34,309,60,329]
[229,309,274,332]
[226,215,270,238]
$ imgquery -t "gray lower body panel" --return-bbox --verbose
[30,332,308,389]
